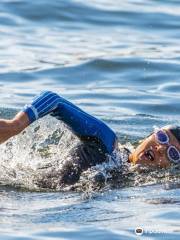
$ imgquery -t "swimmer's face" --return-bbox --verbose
[129,128,180,169]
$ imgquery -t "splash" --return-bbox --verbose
[0,116,127,192]
[0,115,79,191]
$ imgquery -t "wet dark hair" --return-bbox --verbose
[168,125,180,144]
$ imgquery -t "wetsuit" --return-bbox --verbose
[23,91,117,185]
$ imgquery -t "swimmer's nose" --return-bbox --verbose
[154,145,166,155]
[155,145,161,151]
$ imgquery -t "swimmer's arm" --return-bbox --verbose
[22,91,117,154]
[0,111,29,144]
[0,91,117,149]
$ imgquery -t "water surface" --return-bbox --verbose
[0,0,180,239]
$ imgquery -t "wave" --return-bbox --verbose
[1,0,180,30]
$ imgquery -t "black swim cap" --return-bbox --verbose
[167,125,180,143]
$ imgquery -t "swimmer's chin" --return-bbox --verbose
[128,154,151,173]
[128,153,150,170]
[128,152,137,165]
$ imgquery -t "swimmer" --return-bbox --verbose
[0,91,179,185]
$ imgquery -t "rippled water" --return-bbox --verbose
[0,0,180,239]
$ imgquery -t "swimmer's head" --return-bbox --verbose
[129,125,180,169]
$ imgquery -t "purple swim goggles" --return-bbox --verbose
[155,129,180,164]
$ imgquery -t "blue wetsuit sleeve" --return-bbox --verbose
[22,91,117,154]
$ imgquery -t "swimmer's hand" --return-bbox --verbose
[0,111,29,144]
[22,91,61,123]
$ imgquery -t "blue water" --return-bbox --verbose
[0,0,180,239]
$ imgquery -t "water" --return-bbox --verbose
[0,0,180,239]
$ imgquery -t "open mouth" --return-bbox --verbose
[144,149,155,161]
